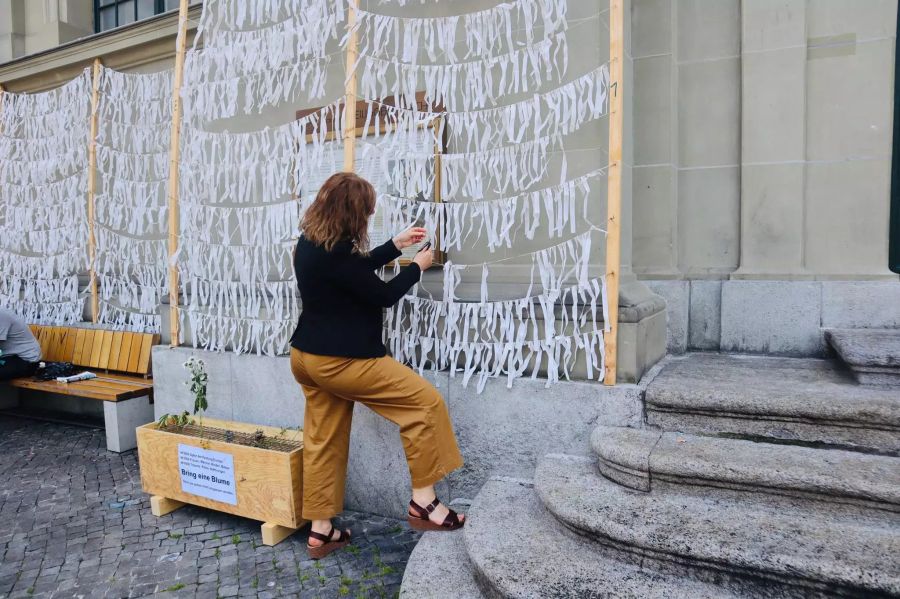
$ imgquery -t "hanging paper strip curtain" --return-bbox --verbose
[374,169,606,252]
[387,273,611,392]
[443,64,609,152]
[169,0,613,389]
[386,329,606,393]
[351,0,567,64]
[358,30,569,112]
[183,0,346,122]
[0,70,91,324]
[376,132,565,200]
[175,103,346,355]
[438,230,595,302]
[194,0,345,38]
[93,66,172,332]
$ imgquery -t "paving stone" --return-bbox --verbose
[0,415,418,599]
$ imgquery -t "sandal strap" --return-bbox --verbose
[441,508,461,528]
[308,527,336,543]
[409,497,441,519]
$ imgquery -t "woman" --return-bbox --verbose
[291,172,465,560]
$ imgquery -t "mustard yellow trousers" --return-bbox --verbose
[290,348,464,521]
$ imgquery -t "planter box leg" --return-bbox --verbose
[151,496,186,517]
[261,522,300,546]
[104,394,154,452]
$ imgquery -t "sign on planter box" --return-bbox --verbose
[178,444,237,505]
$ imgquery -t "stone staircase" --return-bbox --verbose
[400,353,900,598]
[826,328,900,387]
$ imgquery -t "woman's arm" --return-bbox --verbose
[330,258,422,307]
[359,239,402,270]
[360,227,427,270]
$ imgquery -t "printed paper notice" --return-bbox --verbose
[178,444,237,505]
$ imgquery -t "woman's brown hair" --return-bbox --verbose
[301,172,376,253]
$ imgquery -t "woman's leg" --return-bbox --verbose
[290,350,355,532]
[301,353,464,522]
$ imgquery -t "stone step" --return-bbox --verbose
[591,425,900,511]
[536,454,900,597]
[644,353,900,454]
[826,328,900,386]
[399,530,484,599]
[464,476,745,599]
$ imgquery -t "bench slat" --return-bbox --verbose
[108,333,124,370]
[137,335,154,375]
[116,333,134,372]
[44,329,59,361]
[82,331,97,366]
[97,330,113,368]
[10,378,151,402]
[126,334,143,373]
[62,329,77,361]
[72,329,87,364]
[89,330,104,368]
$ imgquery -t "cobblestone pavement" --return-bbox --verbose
[0,415,422,599]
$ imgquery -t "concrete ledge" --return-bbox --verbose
[151,346,643,518]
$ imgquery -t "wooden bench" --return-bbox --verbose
[1,325,159,452]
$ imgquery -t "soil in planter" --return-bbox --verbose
[157,423,302,452]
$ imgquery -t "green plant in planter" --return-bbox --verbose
[184,357,209,442]
[157,357,208,439]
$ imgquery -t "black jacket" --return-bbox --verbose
[290,236,421,358]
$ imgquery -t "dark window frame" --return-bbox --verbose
[93,0,172,33]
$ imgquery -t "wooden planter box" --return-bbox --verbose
[136,418,304,545]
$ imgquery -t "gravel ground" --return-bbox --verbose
[0,414,421,599]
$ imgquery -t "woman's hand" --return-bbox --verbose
[413,246,434,271]
[393,227,427,250]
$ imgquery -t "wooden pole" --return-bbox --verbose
[603,0,624,386]
[342,0,360,171]
[87,58,102,323]
[167,0,190,346]
[0,84,6,132]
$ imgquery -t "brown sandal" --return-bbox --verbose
[306,526,351,560]
[407,497,465,532]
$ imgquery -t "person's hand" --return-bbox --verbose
[393,227,427,250]
[413,246,434,271]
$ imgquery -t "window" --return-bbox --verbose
[94,0,181,33]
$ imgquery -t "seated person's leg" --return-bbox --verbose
[0,355,40,381]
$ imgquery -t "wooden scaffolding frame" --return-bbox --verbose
[603,0,624,385]
[166,0,191,347]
